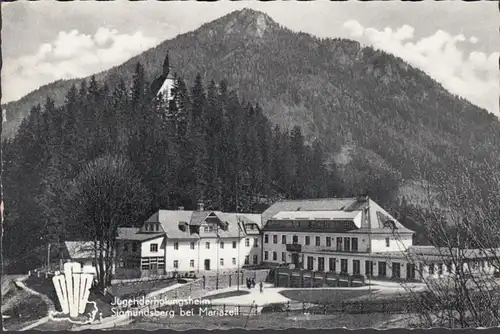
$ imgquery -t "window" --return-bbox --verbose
[305,236,310,245]
[220,258,224,266]
[208,226,214,232]
[220,241,225,249]
[253,255,258,264]
[155,224,159,232]
[429,263,435,275]
[264,251,269,260]
[385,238,390,247]
[190,242,195,250]
[245,255,249,265]
[273,252,277,261]
[315,236,321,246]
[150,244,158,253]
[307,256,314,271]
[174,242,179,250]
[378,262,387,277]
[132,243,137,252]
[344,237,351,252]
[352,238,358,252]
[204,226,208,233]
[141,257,150,271]
[353,260,360,275]
[173,260,178,269]
[392,262,401,278]
[206,242,210,249]
[232,258,236,265]
[437,263,443,275]
[292,235,298,244]
[273,235,278,244]
[124,243,129,252]
[336,238,343,251]
[232,241,237,248]
[318,257,325,272]
[326,237,331,247]
[365,261,374,276]
[264,234,269,243]
[245,238,250,247]
[282,235,286,244]
[341,259,348,273]
[282,252,286,262]
[254,238,259,247]
[190,260,194,268]
[329,258,336,272]
[158,258,165,270]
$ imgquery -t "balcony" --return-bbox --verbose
[286,244,302,252]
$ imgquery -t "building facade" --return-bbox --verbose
[261,196,498,281]
[116,204,262,277]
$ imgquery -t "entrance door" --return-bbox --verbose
[291,253,300,268]
[204,259,210,271]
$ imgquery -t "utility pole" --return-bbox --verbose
[237,216,241,291]
[216,224,219,290]
[0,108,6,330]
[47,243,51,272]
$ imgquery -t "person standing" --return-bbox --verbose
[251,277,256,288]
[259,281,263,293]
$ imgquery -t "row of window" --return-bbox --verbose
[171,238,259,251]
[266,220,354,230]
[264,234,361,252]
[170,255,260,269]
[141,256,165,271]
[123,242,139,252]
[263,254,409,279]
[145,223,161,232]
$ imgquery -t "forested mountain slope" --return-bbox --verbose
[3,8,500,205]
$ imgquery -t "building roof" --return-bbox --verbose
[261,198,359,224]
[64,241,96,259]
[271,210,360,220]
[140,210,262,240]
[262,197,414,235]
[116,227,164,241]
[116,228,140,239]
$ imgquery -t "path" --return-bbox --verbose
[201,280,427,309]
[13,278,56,331]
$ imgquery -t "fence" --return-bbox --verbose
[271,268,366,288]
[147,297,421,316]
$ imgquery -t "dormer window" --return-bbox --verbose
[155,224,159,232]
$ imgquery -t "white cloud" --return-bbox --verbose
[3,28,159,103]
[343,20,499,117]
[343,20,364,38]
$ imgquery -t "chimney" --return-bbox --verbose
[197,202,204,212]
[178,206,184,211]
[357,194,369,202]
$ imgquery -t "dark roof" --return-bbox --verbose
[262,197,414,234]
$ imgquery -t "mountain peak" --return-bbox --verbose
[217,8,278,38]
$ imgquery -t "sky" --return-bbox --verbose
[2,0,499,116]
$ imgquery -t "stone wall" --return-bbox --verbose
[274,268,365,288]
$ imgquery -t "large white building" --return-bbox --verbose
[261,196,497,281]
[115,204,262,277]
